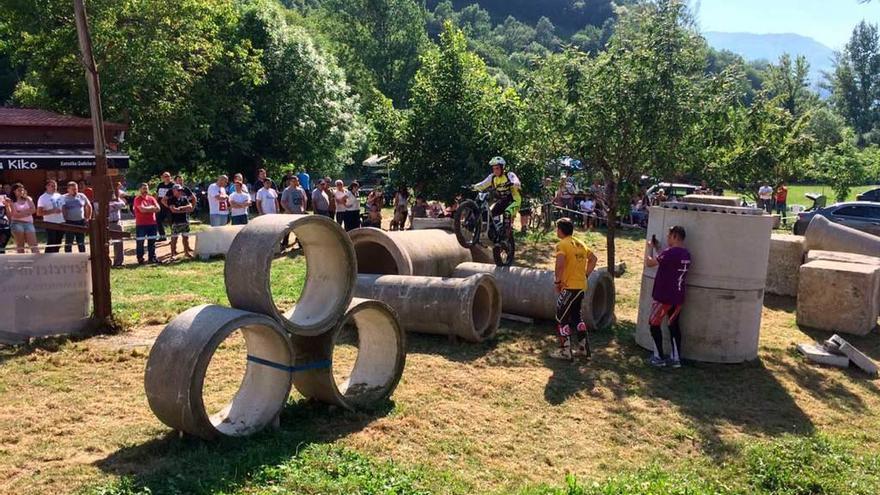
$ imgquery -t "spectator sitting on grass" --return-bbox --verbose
[229,181,251,225]
[256,178,279,215]
[168,184,194,259]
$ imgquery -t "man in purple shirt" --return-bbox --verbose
[644,225,691,368]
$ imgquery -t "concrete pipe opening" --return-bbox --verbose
[291,298,405,410]
[225,214,356,336]
[470,275,502,341]
[585,270,615,329]
[354,239,405,275]
[144,305,293,440]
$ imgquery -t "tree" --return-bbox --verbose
[319,0,428,106]
[806,106,849,150]
[764,54,816,118]
[528,0,707,270]
[813,132,869,202]
[829,21,880,143]
[396,21,528,200]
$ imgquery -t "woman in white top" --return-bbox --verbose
[229,181,252,225]
[333,180,353,229]
[6,183,39,253]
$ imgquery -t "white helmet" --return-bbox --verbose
[489,156,506,168]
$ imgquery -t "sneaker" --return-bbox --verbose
[648,355,667,368]
[669,358,682,369]
[549,345,573,361]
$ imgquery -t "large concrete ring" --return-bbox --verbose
[224,214,356,336]
[144,305,294,440]
[348,227,472,276]
[585,269,616,329]
[354,273,502,342]
[290,298,406,410]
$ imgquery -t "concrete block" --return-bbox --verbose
[193,225,244,260]
[797,260,880,336]
[797,343,850,368]
[681,195,741,207]
[766,234,804,297]
[828,334,879,376]
[806,250,880,267]
[411,217,454,230]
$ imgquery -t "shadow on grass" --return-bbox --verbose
[94,399,395,494]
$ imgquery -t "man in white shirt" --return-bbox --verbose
[207,175,230,227]
[37,179,65,253]
[256,179,279,215]
[758,183,774,213]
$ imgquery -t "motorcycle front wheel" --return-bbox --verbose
[454,200,482,248]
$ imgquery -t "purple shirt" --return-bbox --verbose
[652,246,691,306]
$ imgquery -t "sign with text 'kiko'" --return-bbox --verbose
[0,253,91,343]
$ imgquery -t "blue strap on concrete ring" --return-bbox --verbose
[246,355,331,373]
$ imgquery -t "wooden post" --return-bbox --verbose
[73,0,112,322]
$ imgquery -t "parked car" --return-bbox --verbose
[645,182,699,201]
[793,201,880,236]
[856,187,880,203]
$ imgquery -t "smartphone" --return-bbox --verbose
[651,234,659,248]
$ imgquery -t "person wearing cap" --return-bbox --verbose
[168,184,194,259]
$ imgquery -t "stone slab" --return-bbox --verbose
[411,217,454,230]
[829,334,879,376]
[797,343,851,368]
[806,250,880,266]
[797,260,880,336]
[766,234,804,297]
[681,195,741,207]
[193,225,245,260]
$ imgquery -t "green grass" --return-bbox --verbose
[727,184,877,207]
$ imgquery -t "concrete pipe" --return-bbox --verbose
[225,214,356,336]
[348,227,473,277]
[144,305,294,440]
[353,273,502,342]
[804,214,880,258]
[451,262,618,329]
[290,298,405,410]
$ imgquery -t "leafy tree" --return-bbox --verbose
[813,132,869,202]
[829,21,880,142]
[535,16,560,50]
[318,0,428,106]
[806,106,849,150]
[527,0,707,269]
[396,21,527,199]
[764,54,816,118]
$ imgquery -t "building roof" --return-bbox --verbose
[0,107,127,131]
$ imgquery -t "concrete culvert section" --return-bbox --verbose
[224,214,356,336]
[290,298,405,410]
[354,274,502,342]
[349,228,473,276]
[452,262,619,329]
[804,214,880,258]
[144,305,293,440]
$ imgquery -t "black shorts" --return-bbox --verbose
[555,288,585,330]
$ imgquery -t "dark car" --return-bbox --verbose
[793,201,880,236]
[856,187,880,203]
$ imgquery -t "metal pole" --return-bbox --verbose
[73,0,112,322]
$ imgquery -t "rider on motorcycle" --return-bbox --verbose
[472,156,522,226]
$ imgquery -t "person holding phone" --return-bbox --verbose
[644,226,691,368]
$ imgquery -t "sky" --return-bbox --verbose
[693,0,880,49]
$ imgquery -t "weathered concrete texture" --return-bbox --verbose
[354,274,501,342]
[145,305,293,440]
[635,205,774,363]
[291,298,405,410]
[224,214,356,336]
[635,273,765,363]
[766,234,804,297]
[411,217,454,230]
[194,225,244,260]
[451,262,619,329]
[796,343,850,368]
[349,227,473,277]
[804,214,880,258]
[681,195,741,207]
[797,260,880,336]
[828,334,879,376]
[806,250,880,267]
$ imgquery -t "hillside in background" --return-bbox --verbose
[425,0,631,34]
[704,31,835,86]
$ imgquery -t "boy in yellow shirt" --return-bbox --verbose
[552,218,598,361]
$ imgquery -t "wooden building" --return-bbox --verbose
[0,107,128,194]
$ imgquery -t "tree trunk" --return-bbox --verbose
[605,179,618,276]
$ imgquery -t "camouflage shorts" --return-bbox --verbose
[171,223,190,235]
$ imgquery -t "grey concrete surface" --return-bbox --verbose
[797,260,880,336]
[766,234,804,297]
[796,343,850,368]
[290,298,406,410]
[349,227,473,277]
[354,273,501,342]
[829,334,879,376]
[144,304,294,440]
[193,225,244,260]
[451,262,619,330]
[681,195,741,207]
[804,214,880,258]
[224,214,356,336]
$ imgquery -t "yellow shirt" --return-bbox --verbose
[556,236,591,290]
